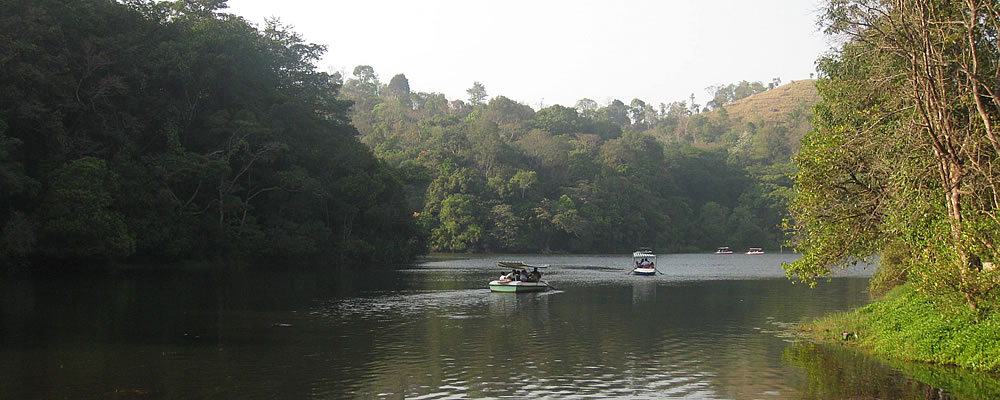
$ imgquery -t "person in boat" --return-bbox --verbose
[520,270,530,281]
[640,258,651,267]
[529,267,542,282]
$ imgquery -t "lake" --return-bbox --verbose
[1,253,997,399]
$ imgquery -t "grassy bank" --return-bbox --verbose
[799,284,1000,373]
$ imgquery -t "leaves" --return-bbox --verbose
[0,0,423,266]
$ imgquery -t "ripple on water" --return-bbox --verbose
[314,289,492,321]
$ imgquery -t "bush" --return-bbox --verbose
[869,240,910,299]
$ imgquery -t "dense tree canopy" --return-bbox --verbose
[0,0,814,268]
[339,63,804,254]
[785,0,1000,310]
[0,0,424,267]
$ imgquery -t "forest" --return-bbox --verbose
[0,0,425,266]
[0,0,816,267]
[338,67,814,254]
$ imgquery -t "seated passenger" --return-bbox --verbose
[530,267,542,281]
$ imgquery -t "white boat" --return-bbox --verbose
[715,247,733,254]
[745,247,764,255]
[631,248,658,275]
[490,261,551,293]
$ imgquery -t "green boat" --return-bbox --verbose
[490,261,551,293]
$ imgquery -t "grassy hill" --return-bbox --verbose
[722,79,818,124]
[718,79,820,143]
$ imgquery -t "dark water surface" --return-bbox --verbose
[2,253,997,399]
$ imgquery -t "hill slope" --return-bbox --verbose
[722,79,819,124]
[718,79,819,144]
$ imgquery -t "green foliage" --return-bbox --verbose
[432,194,483,252]
[466,81,488,106]
[802,285,1000,373]
[37,157,135,261]
[786,0,1000,311]
[0,0,424,267]
[870,241,911,299]
[341,62,804,254]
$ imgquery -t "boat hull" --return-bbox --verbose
[632,267,657,275]
[489,280,550,293]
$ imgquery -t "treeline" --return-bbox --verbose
[0,0,424,267]
[338,67,810,253]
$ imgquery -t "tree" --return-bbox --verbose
[432,193,483,252]
[37,158,135,261]
[467,81,488,106]
[629,98,648,128]
[385,73,412,108]
[575,98,599,119]
[532,104,582,135]
[352,65,379,94]
[786,0,1000,310]
[601,99,630,126]
[509,170,537,199]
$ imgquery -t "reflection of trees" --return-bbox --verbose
[781,342,1000,399]
[14,270,995,398]
[886,355,1000,399]
[350,280,889,398]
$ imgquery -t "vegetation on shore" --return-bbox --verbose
[798,284,1000,373]
[784,0,1000,376]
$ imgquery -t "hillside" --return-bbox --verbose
[717,79,819,143]
[722,79,819,123]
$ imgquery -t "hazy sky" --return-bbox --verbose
[225,0,832,109]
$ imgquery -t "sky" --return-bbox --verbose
[225,0,833,109]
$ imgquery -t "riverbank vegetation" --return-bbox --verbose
[800,284,1000,373]
[785,0,1000,372]
[0,0,425,267]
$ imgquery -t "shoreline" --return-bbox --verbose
[791,284,999,375]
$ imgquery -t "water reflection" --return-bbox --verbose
[781,342,1000,399]
[488,291,553,319]
[632,278,657,304]
[0,254,995,399]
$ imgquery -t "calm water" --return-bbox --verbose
[1,253,997,399]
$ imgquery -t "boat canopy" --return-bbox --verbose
[497,261,549,269]
[632,249,656,260]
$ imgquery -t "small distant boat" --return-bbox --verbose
[631,248,658,275]
[745,247,764,255]
[715,247,733,254]
[490,261,551,293]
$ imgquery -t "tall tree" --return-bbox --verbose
[786,0,1000,309]
[466,81,488,106]
[385,73,412,108]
